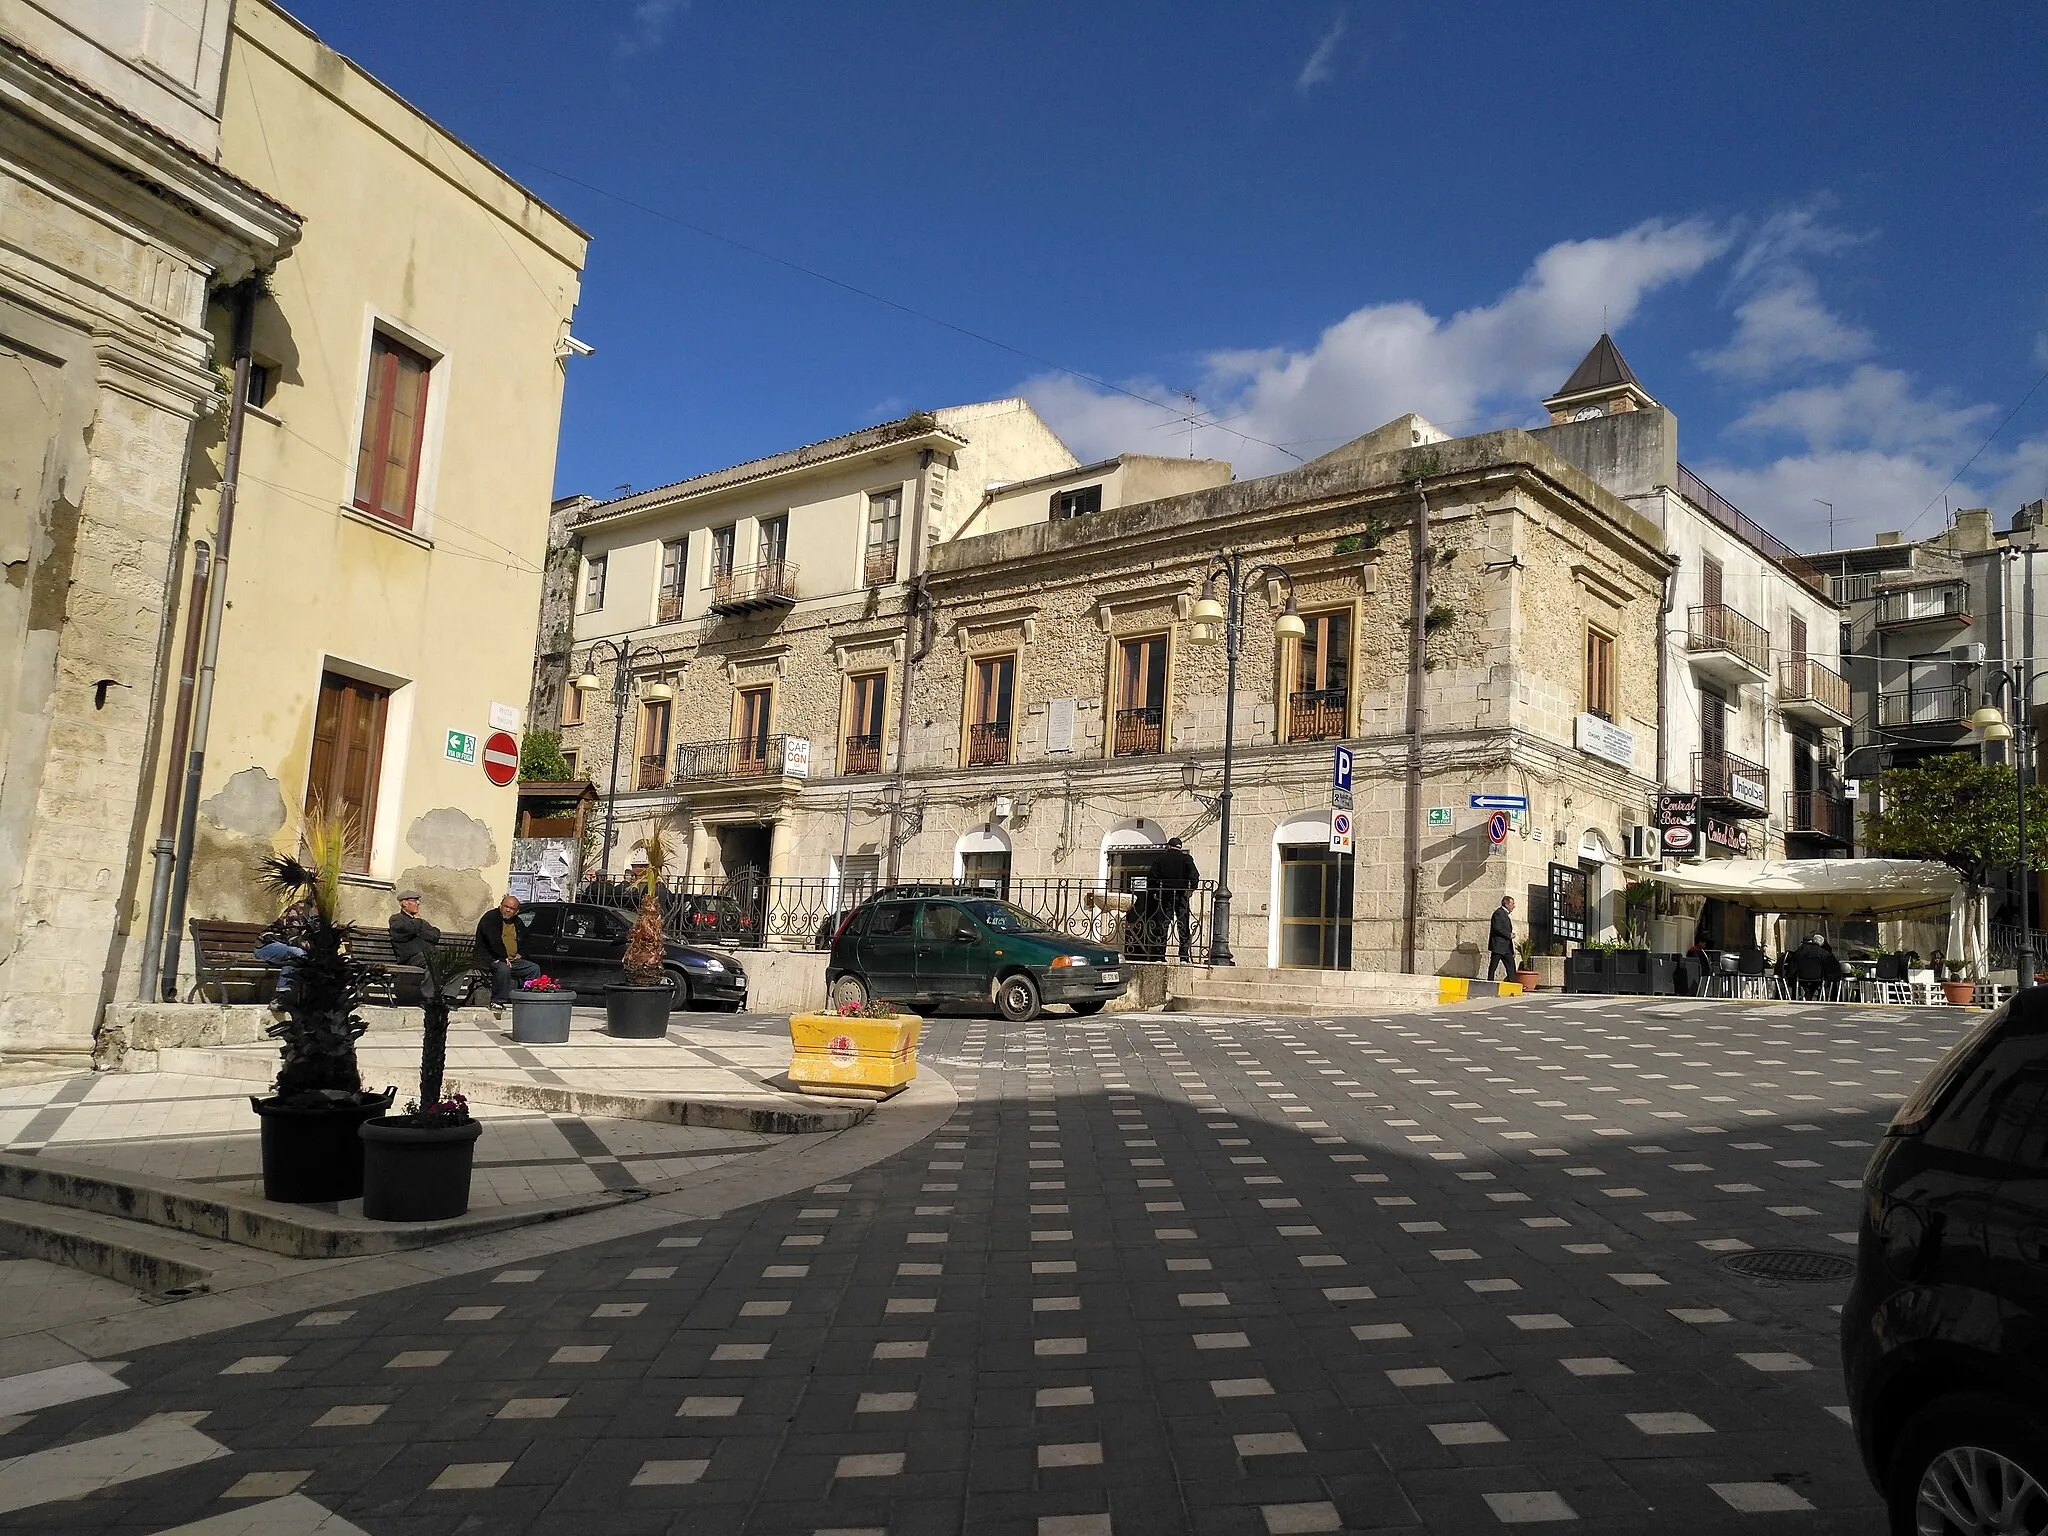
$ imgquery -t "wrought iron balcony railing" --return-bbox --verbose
[1875,580,1969,627]
[966,720,1012,767]
[1687,603,1770,675]
[1694,750,1770,814]
[1785,790,1854,844]
[1877,685,1970,728]
[708,560,799,615]
[842,732,882,776]
[635,754,669,791]
[1777,657,1851,718]
[863,545,899,586]
[1113,704,1165,757]
[1288,688,1348,742]
[674,734,790,781]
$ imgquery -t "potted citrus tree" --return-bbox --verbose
[250,810,393,1203]
[606,830,674,1038]
[360,955,482,1221]
[509,970,574,1043]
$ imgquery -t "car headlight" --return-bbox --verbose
[1048,955,1093,968]
[683,957,726,973]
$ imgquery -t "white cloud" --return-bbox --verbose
[1296,13,1348,92]
[1697,272,1873,380]
[618,0,686,56]
[1729,364,1990,455]
[1689,451,1969,551]
[1025,218,1728,476]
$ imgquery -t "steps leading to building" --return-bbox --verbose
[0,1192,223,1295]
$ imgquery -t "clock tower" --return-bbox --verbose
[1543,333,1660,425]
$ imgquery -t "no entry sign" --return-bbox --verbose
[481,730,520,787]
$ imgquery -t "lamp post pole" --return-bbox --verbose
[576,636,669,881]
[1193,552,1303,968]
[1976,667,2044,988]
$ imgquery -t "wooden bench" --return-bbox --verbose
[187,919,484,1007]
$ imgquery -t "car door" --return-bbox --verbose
[553,905,622,991]
[915,900,984,1002]
[856,900,920,1002]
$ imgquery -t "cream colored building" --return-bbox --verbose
[0,0,588,1050]
[554,397,1678,975]
[1,1,298,1053]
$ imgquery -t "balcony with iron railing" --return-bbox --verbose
[1876,685,1971,730]
[864,545,899,587]
[708,560,799,616]
[1777,657,1852,726]
[656,590,686,624]
[966,720,1012,767]
[842,732,882,776]
[674,734,792,782]
[1113,705,1165,757]
[1875,580,1970,630]
[1686,603,1771,687]
[1694,749,1770,816]
[1785,790,1854,846]
[636,754,669,791]
[1287,688,1348,743]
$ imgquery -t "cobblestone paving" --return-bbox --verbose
[0,995,1971,1533]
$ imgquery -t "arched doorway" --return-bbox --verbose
[1270,811,1352,970]
[954,824,1012,896]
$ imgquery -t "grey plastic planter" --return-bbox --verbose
[508,990,575,1043]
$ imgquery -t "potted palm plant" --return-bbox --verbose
[1942,958,1976,1007]
[250,810,393,1203]
[606,830,674,1038]
[359,956,482,1221]
[1514,937,1541,991]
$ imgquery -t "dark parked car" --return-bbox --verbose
[1843,987,2048,1532]
[510,901,747,1010]
[825,889,1125,1022]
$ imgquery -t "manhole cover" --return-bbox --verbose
[1719,1249,1856,1284]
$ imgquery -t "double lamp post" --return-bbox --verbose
[573,636,672,882]
[1972,664,2046,987]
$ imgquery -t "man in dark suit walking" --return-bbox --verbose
[1488,895,1517,981]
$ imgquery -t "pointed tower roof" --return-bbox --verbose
[1542,334,1658,422]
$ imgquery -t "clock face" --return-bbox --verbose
[1569,405,1605,422]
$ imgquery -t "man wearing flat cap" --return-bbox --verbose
[388,890,441,968]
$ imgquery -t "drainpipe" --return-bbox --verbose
[1401,479,1429,974]
[138,539,212,999]
[1655,561,1676,790]
[885,449,936,884]
[159,280,258,997]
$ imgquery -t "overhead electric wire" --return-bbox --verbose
[501,154,1307,465]
[1900,364,2048,538]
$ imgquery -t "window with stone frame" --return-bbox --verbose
[967,654,1015,766]
[1113,633,1169,756]
[582,553,607,612]
[352,331,433,528]
[1584,623,1616,722]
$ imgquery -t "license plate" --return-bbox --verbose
[1100,970,1120,984]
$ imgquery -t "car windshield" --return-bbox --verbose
[965,899,1053,934]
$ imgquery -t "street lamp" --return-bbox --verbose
[574,636,675,880]
[1189,551,1303,966]
[1973,666,2047,988]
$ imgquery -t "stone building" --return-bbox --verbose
[555,395,1677,975]
[0,0,588,1054]
[1,2,298,1054]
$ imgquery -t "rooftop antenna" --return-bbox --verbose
[1815,499,1834,548]
[1175,390,1201,458]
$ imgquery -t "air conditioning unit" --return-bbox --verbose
[1952,642,1986,665]
[1622,825,1658,862]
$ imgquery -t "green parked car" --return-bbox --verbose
[825,888,1127,1022]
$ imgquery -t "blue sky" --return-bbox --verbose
[287,1,2048,550]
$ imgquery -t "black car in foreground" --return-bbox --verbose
[1844,986,2048,1533]
[511,901,747,1010]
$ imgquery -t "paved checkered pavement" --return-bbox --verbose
[0,994,1969,1533]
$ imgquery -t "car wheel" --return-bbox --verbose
[1888,1393,2048,1536]
[996,972,1042,1023]
[1069,1000,1107,1016]
[830,974,869,1010]
[664,971,692,1013]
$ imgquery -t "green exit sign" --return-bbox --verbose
[1426,807,1452,827]
[445,730,477,764]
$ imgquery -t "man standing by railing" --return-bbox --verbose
[1152,837,1201,963]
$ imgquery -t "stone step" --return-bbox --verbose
[0,1191,222,1295]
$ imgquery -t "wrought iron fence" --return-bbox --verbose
[1987,924,2048,972]
[674,734,789,780]
[575,872,1216,961]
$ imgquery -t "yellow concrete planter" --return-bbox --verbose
[788,1012,922,1100]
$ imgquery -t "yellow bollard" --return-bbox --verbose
[787,1010,922,1100]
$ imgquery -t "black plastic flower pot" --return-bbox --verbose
[605,983,674,1038]
[250,1088,395,1204]
[359,1115,483,1222]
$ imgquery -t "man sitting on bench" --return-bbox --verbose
[254,898,313,1013]
[389,890,441,968]
[475,892,539,1017]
